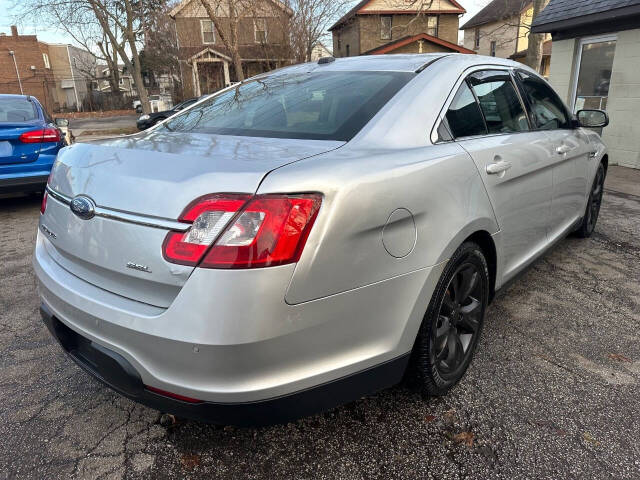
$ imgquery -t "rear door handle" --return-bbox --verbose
[556,144,573,155]
[486,160,512,175]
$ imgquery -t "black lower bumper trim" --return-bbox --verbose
[0,175,48,193]
[40,304,410,426]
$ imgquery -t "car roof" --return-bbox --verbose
[274,54,532,75]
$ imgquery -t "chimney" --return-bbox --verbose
[11,25,18,36]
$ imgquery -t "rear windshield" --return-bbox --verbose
[160,71,415,141]
[0,98,39,122]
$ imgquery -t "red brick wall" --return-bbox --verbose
[0,31,56,113]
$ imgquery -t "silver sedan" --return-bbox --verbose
[34,54,609,425]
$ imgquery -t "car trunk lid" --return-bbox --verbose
[41,131,343,308]
[0,122,42,165]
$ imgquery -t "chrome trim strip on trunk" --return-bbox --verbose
[46,186,190,232]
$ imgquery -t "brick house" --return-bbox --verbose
[329,0,474,57]
[0,26,97,112]
[0,26,56,112]
[460,0,551,74]
[169,0,293,97]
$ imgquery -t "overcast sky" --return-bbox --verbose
[0,0,491,47]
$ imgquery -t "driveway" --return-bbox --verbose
[0,167,638,479]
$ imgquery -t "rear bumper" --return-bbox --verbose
[34,230,443,423]
[0,174,49,193]
[40,303,408,426]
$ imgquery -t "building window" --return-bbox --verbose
[346,44,350,56]
[201,20,215,44]
[474,28,480,49]
[490,41,496,56]
[42,53,50,69]
[427,16,438,37]
[381,15,392,40]
[254,18,267,43]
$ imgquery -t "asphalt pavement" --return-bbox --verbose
[0,167,638,479]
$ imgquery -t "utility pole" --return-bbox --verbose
[9,51,24,95]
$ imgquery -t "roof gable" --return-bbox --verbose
[460,0,530,29]
[364,32,476,54]
[330,0,466,31]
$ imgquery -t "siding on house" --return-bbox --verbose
[601,29,640,169]
[357,14,458,54]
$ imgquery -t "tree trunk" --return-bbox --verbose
[199,0,245,83]
[524,0,549,72]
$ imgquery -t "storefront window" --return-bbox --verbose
[573,38,616,112]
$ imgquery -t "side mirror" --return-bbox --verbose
[55,118,69,127]
[577,109,609,128]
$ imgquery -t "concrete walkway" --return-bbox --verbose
[605,165,640,197]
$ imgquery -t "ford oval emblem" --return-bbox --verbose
[70,195,96,220]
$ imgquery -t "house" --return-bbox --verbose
[169,0,293,97]
[310,42,332,62]
[47,44,97,112]
[329,0,475,57]
[532,0,640,170]
[460,0,550,67]
[0,26,56,112]
[94,65,138,98]
[0,26,97,112]
[510,39,552,77]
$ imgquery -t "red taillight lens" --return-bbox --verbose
[19,128,60,144]
[40,191,48,214]
[162,193,322,269]
[162,194,250,266]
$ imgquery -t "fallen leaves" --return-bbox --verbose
[452,431,475,448]
[180,453,201,470]
[583,432,600,446]
[608,353,632,363]
[424,414,437,423]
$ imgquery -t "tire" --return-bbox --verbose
[410,242,489,396]
[575,162,605,238]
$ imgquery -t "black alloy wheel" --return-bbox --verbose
[411,242,489,396]
[576,162,605,238]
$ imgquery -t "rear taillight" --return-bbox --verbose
[19,128,60,144]
[163,193,322,269]
[40,191,48,214]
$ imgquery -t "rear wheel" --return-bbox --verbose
[575,163,605,238]
[411,242,489,396]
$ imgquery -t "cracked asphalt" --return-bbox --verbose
[1,171,639,479]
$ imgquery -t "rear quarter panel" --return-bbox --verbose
[258,142,498,304]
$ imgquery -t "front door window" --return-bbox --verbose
[573,36,616,112]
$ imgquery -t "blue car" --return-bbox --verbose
[0,94,65,193]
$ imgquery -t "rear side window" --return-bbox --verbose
[444,82,487,138]
[468,72,529,134]
[516,70,570,129]
[161,71,415,141]
[0,97,39,123]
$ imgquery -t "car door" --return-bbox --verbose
[514,70,593,240]
[440,69,556,282]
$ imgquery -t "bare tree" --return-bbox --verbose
[523,0,549,71]
[16,0,167,113]
[466,0,550,73]
[286,0,351,63]
[198,0,252,82]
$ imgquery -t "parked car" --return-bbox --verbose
[0,94,65,194]
[35,55,609,426]
[136,98,199,130]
